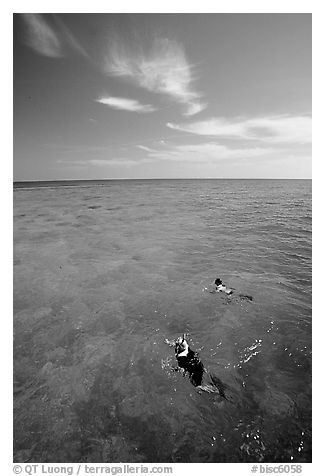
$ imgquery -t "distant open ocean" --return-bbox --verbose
[13,179,312,463]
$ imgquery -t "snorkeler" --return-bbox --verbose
[214,278,233,295]
[164,334,228,398]
[205,277,253,301]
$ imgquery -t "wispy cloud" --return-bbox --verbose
[20,13,88,58]
[56,140,305,170]
[89,158,152,166]
[137,145,154,152]
[167,115,312,144]
[96,96,156,113]
[142,142,279,163]
[104,37,206,117]
[57,158,153,167]
[52,15,89,59]
[21,13,63,58]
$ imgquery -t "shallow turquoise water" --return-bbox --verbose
[13,179,312,462]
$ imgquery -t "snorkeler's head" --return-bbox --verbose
[175,336,189,356]
[215,278,223,286]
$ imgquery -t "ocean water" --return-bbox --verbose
[13,179,312,463]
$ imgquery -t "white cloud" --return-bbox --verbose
[21,13,63,58]
[104,37,206,117]
[137,145,154,152]
[89,159,146,167]
[20,13,88,59]
[57,158,153,167]
[52,15,89,58]
[167,115,312,144]
[96,96,156,113]
[57,140,308,170]
[183,102,207,117]
[144,142,279,163]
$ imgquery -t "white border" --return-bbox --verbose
[5,3,321,474]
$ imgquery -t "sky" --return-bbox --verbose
[13,13,312,180]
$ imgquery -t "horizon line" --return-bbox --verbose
[13,177,312,184]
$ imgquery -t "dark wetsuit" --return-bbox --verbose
[175,345,227,399]
[176,349,205,387]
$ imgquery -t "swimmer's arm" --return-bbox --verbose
[171,366,186,376]
[164,338,176,347]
